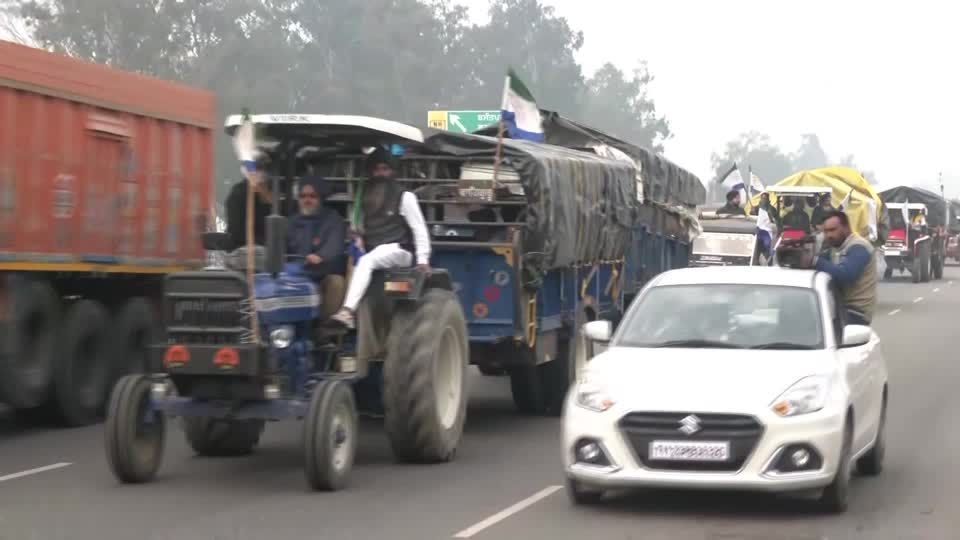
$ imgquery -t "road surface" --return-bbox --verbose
[1,268,959,540]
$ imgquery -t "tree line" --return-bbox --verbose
[1,0,670,197]
[0,0,871,201]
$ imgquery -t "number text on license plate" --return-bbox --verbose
[649,441,730,461]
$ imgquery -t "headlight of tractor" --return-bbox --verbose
[575,375,616,413]
[269,325,294,349]
[770,375,831,417]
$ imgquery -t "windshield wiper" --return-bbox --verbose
[749,342,818,350]
[647,339,743,349]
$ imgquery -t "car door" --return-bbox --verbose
[829,281,873,451]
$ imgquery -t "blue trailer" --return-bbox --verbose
[313,123,703,417]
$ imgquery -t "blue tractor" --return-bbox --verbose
[103,116,469,491]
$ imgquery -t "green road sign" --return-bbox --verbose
[427,110,501,133]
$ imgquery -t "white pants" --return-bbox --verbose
[343,243,413,311]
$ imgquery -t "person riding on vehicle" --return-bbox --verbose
[717,190,746,216]
[811,193,832,230]
[329,146,432,329]
[288,176,347,319]
[225,149,273,251]
[781,196,812,234]
[784,209,877,326]
[912,208,928,228]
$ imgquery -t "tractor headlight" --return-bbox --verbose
[269,325,294,349]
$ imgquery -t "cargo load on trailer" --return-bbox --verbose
[0,41,215,426]
[747,167,886,245]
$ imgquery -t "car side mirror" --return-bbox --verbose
[582,320,612,343]
[202,232,232,252]
[841,324,872,348]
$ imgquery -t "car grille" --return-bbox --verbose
[618,412,763,472]
[167,298,246,345]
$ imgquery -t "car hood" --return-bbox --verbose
[584,346,839,412]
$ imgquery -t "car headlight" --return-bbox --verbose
[575,376,616,412]
[770,375,831,417]
[269,325,294,349]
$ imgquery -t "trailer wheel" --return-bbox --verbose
[183,417,265,457]
[104,374,166,484]
[883,267,893,280]
[53,300,112,426]
[110,298,158,381]
[509,363,548,414]
[933,252,944,280]
[303,380,357,491]
[0,280,60,409]
[384,287,468,463]
[543,309,592,416]
[920,243,931,283]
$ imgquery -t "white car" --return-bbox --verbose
[562,266,888,513]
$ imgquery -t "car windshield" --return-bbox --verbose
[615,284,824,350]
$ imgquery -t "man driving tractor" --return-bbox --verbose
[329,146,432,329]
[287,176,348,319]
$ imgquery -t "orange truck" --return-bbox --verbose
[0,41,216,426]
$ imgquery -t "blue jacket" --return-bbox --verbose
[287,208,347,277]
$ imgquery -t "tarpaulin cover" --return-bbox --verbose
[746,167,886,238]
[475,110,706,207]
[879,185,950,228]
[950,200,960,232]
[423,130,638,275]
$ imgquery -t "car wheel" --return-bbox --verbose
[565,478,604,506]
[818,421,852,513]
[857,395,887,476]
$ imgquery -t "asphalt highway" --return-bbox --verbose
[1,267,959,540]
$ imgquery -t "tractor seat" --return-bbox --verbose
[781,229,806,241]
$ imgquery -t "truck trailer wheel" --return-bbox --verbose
[53,299,112,426]
[509,364,549,415]
[183,417,266,457]
[105,374,166,484]
[384,288,469,463]
[0,280,60,409]
[109,297,158,383]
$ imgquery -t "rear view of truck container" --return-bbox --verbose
[0,41,215,426]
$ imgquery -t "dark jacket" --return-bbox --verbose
[288,208,348,277]
[225,180,272,251]
[716,202,746,216]
[782,208,811,233]
[361,177,414,252]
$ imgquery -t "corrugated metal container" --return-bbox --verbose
[0,41,216,270]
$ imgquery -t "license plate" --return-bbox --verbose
[649,441,730,461]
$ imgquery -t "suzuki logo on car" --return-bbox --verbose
[678,414,702,435]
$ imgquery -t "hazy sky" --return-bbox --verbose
[4,2,957,193]
[465,0,960,194]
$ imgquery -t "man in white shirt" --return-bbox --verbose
[330,146,431,329]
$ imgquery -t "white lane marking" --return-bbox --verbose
[888,308,901,316]
[934,288,941,293]
[0,462,72,483]
[914,297,924,303]
[452,485,563,538]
